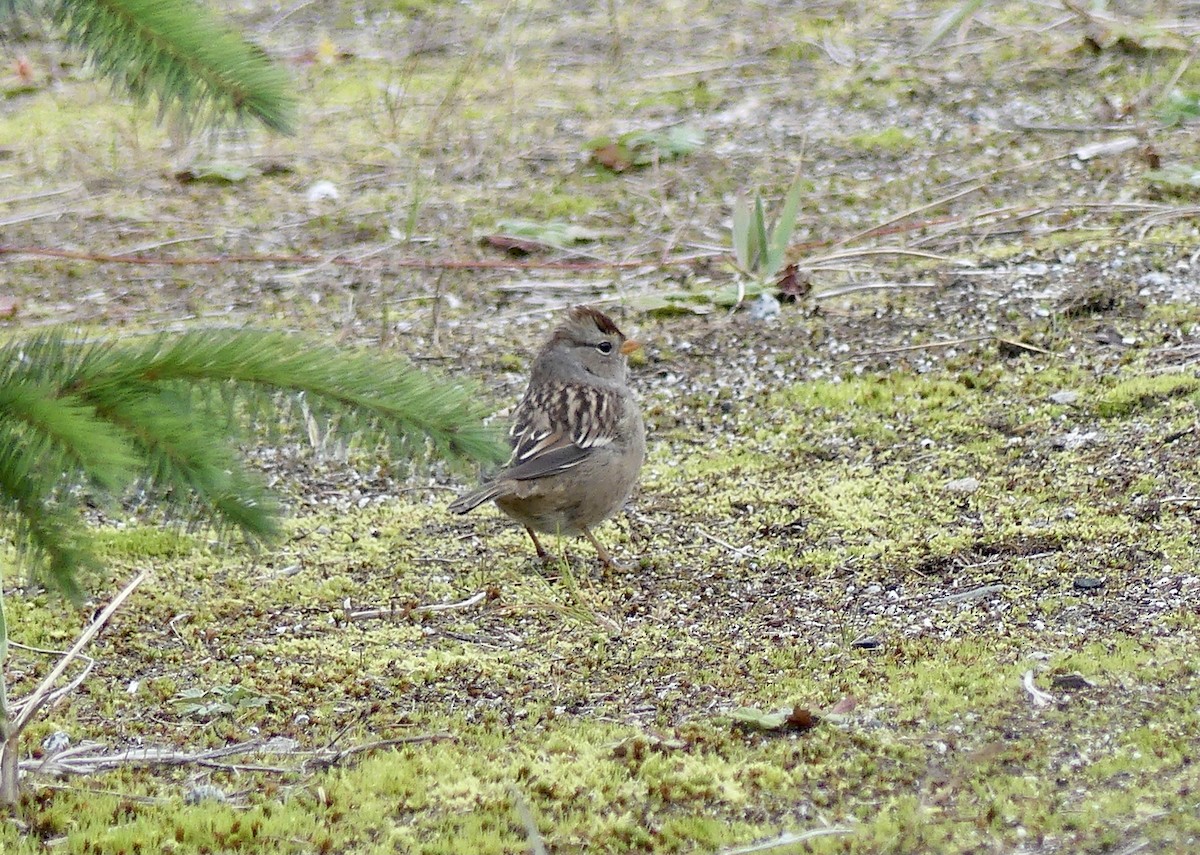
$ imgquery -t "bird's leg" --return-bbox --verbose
[524,526,549,560]
[583,528,630,571]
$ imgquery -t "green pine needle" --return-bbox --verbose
[0,329,506,598]
[49,0,296,133]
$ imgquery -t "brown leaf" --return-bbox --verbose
[776,263,812,301]
[826,696,857,715]
[14,55,33,84]
[482,234,547,255]
[591,143,632,172]
[785,706,819,731]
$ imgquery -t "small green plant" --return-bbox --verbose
[174,684,273,719]
[727,175,805,306]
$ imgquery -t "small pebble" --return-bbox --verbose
[306,180,339,202]
[41,731,70,754]
[1138,271,1171,288]
[185,785,227,805]
[1051,430,1100,450]
[944,476,980,495]
[749,291,781,321]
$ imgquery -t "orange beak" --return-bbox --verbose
[619,339,641,355]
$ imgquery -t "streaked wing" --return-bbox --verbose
[505,382,620,481]
[501,441,591,482]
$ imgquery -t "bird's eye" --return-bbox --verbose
[596,341,614,354]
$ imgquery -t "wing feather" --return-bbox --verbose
[504,381,622,481]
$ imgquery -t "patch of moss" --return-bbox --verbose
[1095,373,1200,417]
[846,127,918,153]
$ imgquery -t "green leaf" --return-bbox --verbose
[590,126,706,169]
[919,0,988,54]
[1157,91,1200,127]
[732,193,752,270]
[710,280,764,308]
[493,219,608,248]
[752,196,769,272]
[727,707,791,729]
[766,177,805,278]
[1145,164,1200,191]
[660,125,705,156]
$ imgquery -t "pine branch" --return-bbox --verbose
[97,390,280,541]
[47,0,296,133]
[0,424,93,600]
[97,330,505,465]
[0,329,505,597]
[0,383,138,492]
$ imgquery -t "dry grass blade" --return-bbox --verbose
[717,826,856,854]
[11,569,150,733]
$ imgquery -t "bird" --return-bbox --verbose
[449,305,645,569]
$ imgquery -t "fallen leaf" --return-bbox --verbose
[175,162,258,184]
[482,234,545,255]
[590,142,632,172]
[586,126,706,172]
[728,704,820,732]
[826,696,857,715]
[776,263,811,301]
[1145,163,1200,193]
[785,707,818,730]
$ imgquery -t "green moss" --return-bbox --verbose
[846,126,918,153]
[1095,373,1200,417]
[523,190,598,220]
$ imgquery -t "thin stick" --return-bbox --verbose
[695,526,755,559]
[11,569,149,732]
[809,247,969,265]
[510,786,549,855]
[718,826,855,854]
[308,734,454,770]
[813,281,940,300]
[995,336,1051,355]
[0,185,82,206]
[937,584,1005,604]
[0,244,706,273]
[837,336,991,362]
[345,590,487,623]
[830,184,985,249]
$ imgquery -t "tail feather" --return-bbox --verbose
[448,483,504,515]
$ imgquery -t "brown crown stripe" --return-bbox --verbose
[568,305,623,337]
